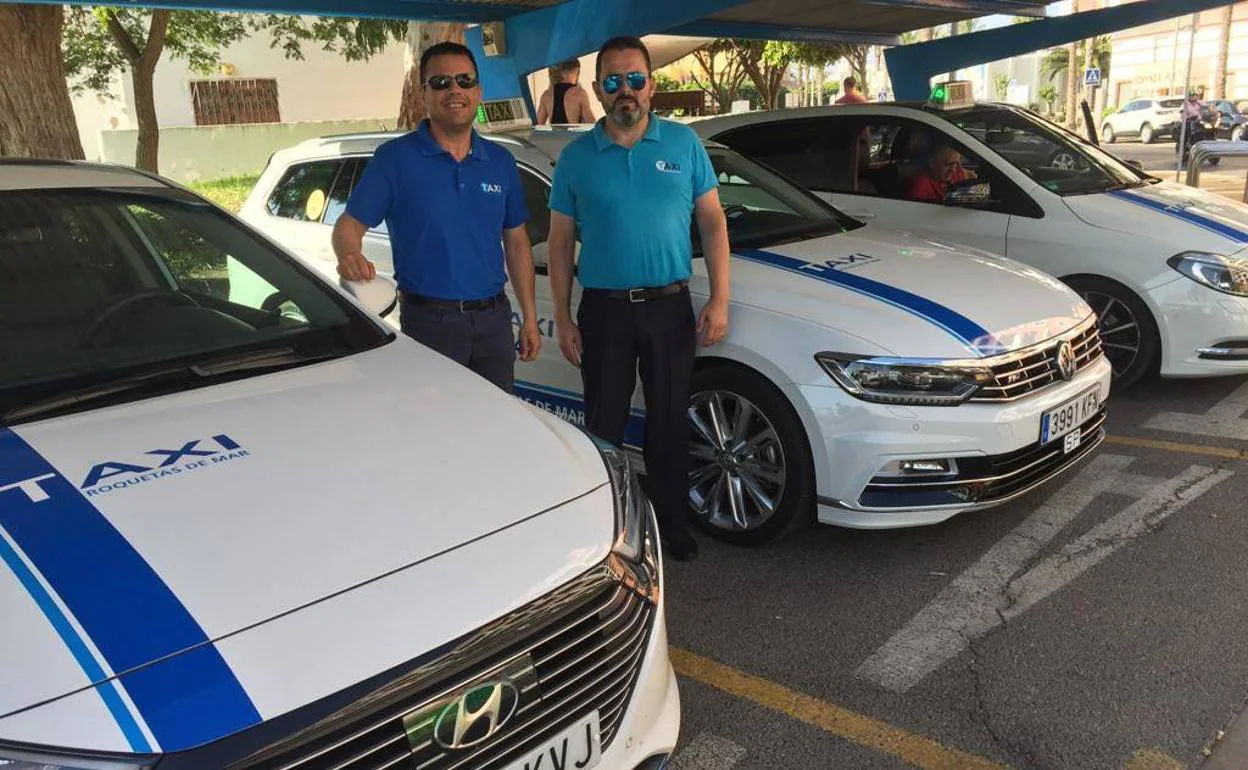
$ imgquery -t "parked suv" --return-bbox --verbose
[1101,97,1184,143]
[244,127,1111,541]
[0,160,678,769]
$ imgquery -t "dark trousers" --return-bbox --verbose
[400,297,515,392]
[578,289,696,534]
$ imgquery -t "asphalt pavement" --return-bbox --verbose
[660,373,1248,770]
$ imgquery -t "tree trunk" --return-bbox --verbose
[1064,0,1081,129]
[131,62,161,172]
[1214,3,1233,99]
[1079,35,1095,136]
[397,21,465,130]
[0,5,85,159]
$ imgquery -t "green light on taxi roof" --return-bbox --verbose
[475,104,486,123]
[931,85,947,102]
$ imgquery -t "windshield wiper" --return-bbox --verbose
[4,346,341,423]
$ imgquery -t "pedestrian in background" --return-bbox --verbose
[546,36,731,562]
[332,41,541,392]
[538,59,595,125]
[836,76,869,104]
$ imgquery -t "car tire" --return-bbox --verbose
[1050,149,1081,169]
[1102,124,1116,143]
[1140,123,1155,143]
[1065,276,1159,389]
[687,363,814,545]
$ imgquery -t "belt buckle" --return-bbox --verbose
[628,288,646,303]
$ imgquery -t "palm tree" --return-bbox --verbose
[1041,37,1112,86]
[1213,3,1233,99]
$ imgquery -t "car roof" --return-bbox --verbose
[688,101,994,135]
[0,159,171,192]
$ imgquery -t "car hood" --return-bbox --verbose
[721,224,1091,359]
[0,338,612,752]
[1064,182,1248,257]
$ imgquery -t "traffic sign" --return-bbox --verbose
[1084,67,1102,87]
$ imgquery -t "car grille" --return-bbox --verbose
[974,320,1103,401]
[235,563,654,770]
[858,408,1106,509]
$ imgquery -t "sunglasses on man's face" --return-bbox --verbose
[425,73,478,91]
[601,71,648,95]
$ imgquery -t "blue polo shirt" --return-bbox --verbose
[345,121,527,300]
[549,115,717,290]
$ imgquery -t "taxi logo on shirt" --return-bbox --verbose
[655,160,681,173]
[480,182,503,194]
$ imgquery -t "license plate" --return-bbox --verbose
[1040,386,1100,445]
[503,711,601,770]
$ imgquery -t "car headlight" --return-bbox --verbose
[815,353,992,406]
[1167,251,1248,296]
[592,437,650,563]
[0,747,152,769]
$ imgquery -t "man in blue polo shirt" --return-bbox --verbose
[332,41,540,392]
[547,36,731,562]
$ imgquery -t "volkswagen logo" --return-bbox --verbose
[1055,341,1077,381]
[432,680,520,750]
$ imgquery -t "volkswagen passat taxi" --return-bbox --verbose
[242,110,1112,544]
[0,160,677,770]
[692,82,1248,388]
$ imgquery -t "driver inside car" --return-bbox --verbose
[906,144,976,203]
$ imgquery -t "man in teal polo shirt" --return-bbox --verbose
[333,42,541,393]
[547,36,731,562]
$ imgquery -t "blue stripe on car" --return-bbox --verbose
[733,248,1004,357]
[1108,189,1248,243]
[0,428,261,752]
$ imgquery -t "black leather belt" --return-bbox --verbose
[400,290,506,312]
[584,280,688,303]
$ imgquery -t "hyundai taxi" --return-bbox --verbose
[0,160,677,770]
[693,82,1248,388]
[242,100,1112,543]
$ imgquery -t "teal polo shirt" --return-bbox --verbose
[549,115,717,290]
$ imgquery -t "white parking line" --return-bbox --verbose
[1144,379,1248,440]
[856,454,1233,693]
[668,733,747,770]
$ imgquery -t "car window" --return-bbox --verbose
[266,160,343,222]
[0,187,387,423]
[936,106,1144,196]
[347,155,388,236]
[518,166,551,247]
[1159,99,1184,110]
[323,158,361,228]
[714,118,858,193]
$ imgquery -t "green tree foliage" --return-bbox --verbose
[995,72,1011,101]
[256,15,405,62]
[1041,36,1112,84]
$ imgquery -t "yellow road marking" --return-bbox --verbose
[1106,434,1247,461]
[670,647,1006,770]
[1122,748,1187,770]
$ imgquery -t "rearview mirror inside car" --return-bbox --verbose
[340,275,398,319]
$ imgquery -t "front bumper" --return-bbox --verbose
[600,605,680,770]
[1152,278,1248,377]
[800,353,1113,529]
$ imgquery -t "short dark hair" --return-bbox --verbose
[595,36,652,79]
[843,76,858,90]
[419,42,478,84]
[555,58,581,74]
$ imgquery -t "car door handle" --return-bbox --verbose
[844,210,876,220]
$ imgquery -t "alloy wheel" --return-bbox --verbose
[1081,289,1141,378]
[1051,151,1079,170]
[688,389,786,532]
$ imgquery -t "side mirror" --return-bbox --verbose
[340,275,398,318]
[945,179,994,207]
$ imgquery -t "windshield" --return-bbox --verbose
[933,106,1150,196]
[0,186,388,423]
[696,148,863,253]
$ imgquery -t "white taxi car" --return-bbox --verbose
[0,161,677,770]
[242,108,1112,544]
[692,84,1248,388]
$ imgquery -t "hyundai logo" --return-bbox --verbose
[432,680,520,750]
[1055,341,1077,381]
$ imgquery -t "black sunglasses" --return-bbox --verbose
[425,73,478,91]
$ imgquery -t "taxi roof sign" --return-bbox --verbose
[928,80,975,110]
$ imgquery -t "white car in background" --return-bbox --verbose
[243,122,1112,543]
[692,89,1248,388]
[0,161,677,770]
[1100,96,1184,144]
